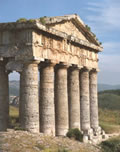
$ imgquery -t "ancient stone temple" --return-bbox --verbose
[0,14,105,142]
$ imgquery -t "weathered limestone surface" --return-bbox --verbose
[55,64,68,136]
[5,73,9,126]
[20,62,39,133]
[48,21,87,41]
[90,70,99,130]
[68,67,80,129]
[80,68,90,131]
[33,32,99,69]
[40,63,55,136]
[0,15,104,143]
[19,72,23,125]
[0,62,9,131]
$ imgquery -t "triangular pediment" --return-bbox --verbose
[48,21,89,42]
[45,14,100,46]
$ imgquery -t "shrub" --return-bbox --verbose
[66,128,83,142]
[85,25,91,32]
[100,136,120,152]
[28,19,35,23]
[9,116,19,128]
[39,17,46,25]
[16,18,27,23]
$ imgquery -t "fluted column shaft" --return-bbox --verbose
[19,72,23,125]
[68,67,80,129]
[40,63,55,136]
[55,65,68,136]
[20,62,39,133]
[80,68,90,131]
[0,62,9,131]
[6,73,9,126]
[90,70,99,129]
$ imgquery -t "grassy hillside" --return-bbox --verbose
[100,136,120,152]
[98,84,120,91]
[98,90,120,134]
[98,90,120,111]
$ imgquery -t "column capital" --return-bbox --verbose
[55,62,71,70]
[80,66,91,73]
[68,65,79,71]
[22,60,40,65]
[39,60,56,69]
[6,61,23,73]
[69,64,83,70]
[90,68,100,73]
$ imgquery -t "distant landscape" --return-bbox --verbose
[9,81,19,96]
[98,84,120,92]
[9,80,120,96]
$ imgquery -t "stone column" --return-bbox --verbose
[5,72,9,126]
[68,67,80,129]
[20,62,39,133]
[0,62,9,131]
[80,68,90,132]
[40,62,55,136]
[19,72,23,125]
[55,64,68,136]
[89,69,99,130]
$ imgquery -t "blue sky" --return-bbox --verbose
[1,0,120,84]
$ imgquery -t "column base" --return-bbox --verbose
[56,128,68,136]
[93,126,102,136]
[82,127,108,144]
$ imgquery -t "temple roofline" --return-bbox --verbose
[0,19,103,52]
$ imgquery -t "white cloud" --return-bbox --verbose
[102,42,120,55]
[85,7,101,12]
[99,54,120,73]
[98,54,120,84]
[83,1,120,84]
[85,0,120,33]
[87,2,103,8]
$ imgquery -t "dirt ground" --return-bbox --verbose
[0,129,101,152]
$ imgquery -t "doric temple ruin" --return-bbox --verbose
[0,14,105,142]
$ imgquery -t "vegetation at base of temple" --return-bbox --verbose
[66,128,83,142]
[100,136,120,152]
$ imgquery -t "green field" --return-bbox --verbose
[98,90,120,134]
[98,90,120,152]
[9,105,19,128]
